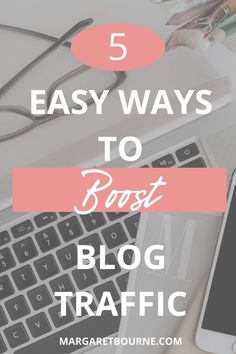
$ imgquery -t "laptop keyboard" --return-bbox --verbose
[0,140,207,353]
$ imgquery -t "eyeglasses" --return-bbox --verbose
[0,19,126,142]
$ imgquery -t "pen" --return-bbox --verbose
[208,18,236,41]
[192,17,236,50]
[152,0,212,6]
[166,0,222,25]
[166,0,236,50]
[170,0,214,14]
[151,0,172,4]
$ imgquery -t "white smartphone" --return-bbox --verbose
[196,169,236,354]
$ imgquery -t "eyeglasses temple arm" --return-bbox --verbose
[0,23,72,48]
[0,18,93,99]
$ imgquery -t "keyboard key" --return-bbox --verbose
[50,274,75,295]
[34,213,57,228]
[78,233,102,257]
[180,157,206,168]
[0,335,6,354]
[56,244,77,270]
[35,227,60,253]
[122,248,134,265]
[96,253,121,280]
[0,275,14,300]
[14,305,121,354]
[4,323,29,348]
[59,212,72,217]
[26,312,51,338]
[28,285,52,310]
[34,255,59,280]
[80,213,106,232]
[11,220,34,239]
[13,237,38,263]
[58,216,83,242]
[116,273,129,292]
[12,265,36,291]
[5,295,30,321]
[72,269,98,290]
[124,214,140,239]
[48,304,74,328]
[94,281,119,302]
[0,231,11,246]
[176,143,199,162]
[106,212,128,221]
[0,306,8,327]
[152,154,176,168]
[0,248,15,273]
[71,293,97,317]
[102,223,128,249]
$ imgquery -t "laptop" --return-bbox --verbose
[0,47,234,354]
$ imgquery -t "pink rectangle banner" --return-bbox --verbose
[13,168,226,213]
